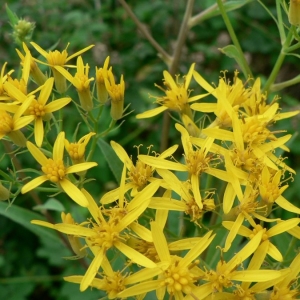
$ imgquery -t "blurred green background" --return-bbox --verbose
[1,0,300,299]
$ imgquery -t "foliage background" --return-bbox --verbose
[0,0,300,299]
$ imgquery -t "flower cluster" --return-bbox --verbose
[1,4,300,299]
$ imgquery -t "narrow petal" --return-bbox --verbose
[148,198,186,211]
[60,179,88,207]
[31,220,55,229]
[118,280,161,298]
[114,241,157,268]
[54,66,76,86]
[26,141,48,165]
[136,106,168,119]
[231,269,282,282]
[268,242,283,262]
[276,195,300,214]
[66,162,97,174]
[267,218,300,237]
[21,176,48,194]
[125,266,163,285]
[80,250,104,291]
[34,118,44,147]
[180,232,214,268]
[30,42,50,59]
[45,97,72,113]
[81,188,104,224]
[223,213,245,252]
[159,144,178,159]
[38,77,54,105]
[130,222,153,242]
[67,44,94,62]
[151,221,171,262]
[13,115,35,130]
[201,128,234,141]
[111,141,133,169]
[54,223,94,236]
[53,132,65,161]
[191,174,202,209]
[190,103,217,113]
[138,155,187,172]
[193,70,215,94]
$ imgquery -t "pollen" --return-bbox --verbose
[185,149,210,176]
[161,256,195,295]
[88,219,121,250]
[0,111,14,133]
[128,160,153,190]
[66,143,81,160]
[41,158,66,182]
[28,100,46,117]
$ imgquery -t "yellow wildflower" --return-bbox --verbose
[137,63,208,119]
[95,56,112,104]
[30,42,94,93]
[55,56,94,111]
[21,132,97,206]
[31,186,158,292]
[105,72,125,120]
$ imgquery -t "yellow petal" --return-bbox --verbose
[276,195,300,214]
[193,70,215,94]
[231,269,282,282]
[80,250,104,291]
[38,77,54,105]
[151,221,170,262]
[31,220,55,229]
[130,222,153,242]
[53,132,65,161]
[138,155,187,171]
[60,179,88,207]
[268,242,283,262]
[267,218,300,237]
[45,97,71,113]
[26,141,48,165]
[118,280,161,298]
[136,106,168,119]
[21,176,48,194]
[54,223,94,236]
[191,174,202,209]
[110,141,133,169]
[191,102,217,113]
[34,118,44,147]
[114,240,157,268]
[14,116,35,130]
[66,162,97,174]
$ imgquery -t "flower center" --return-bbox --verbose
[160,256,194,295]
[0,111,14,133]
[66,143,81,161]
[47,50,68,66]
[28,99,46,117]
[185,149,210,176]
[128,160,153,190]
[41,159,66,182]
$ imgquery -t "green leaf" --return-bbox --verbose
[0,202,62,244]
[97,138,123,183]
[33,198,65,212]
[219,44,248,78]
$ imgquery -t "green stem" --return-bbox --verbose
[270,74,300,92]
[263,28,294,93]
[217,0,252,78]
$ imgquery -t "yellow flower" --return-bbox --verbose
[16,43,47,86]
[105,72,125,120]
[95,56,112,104]
[100,141,177,204]
[27,77,71,146]
[289,0,300,26]
[31,185,158,292]
[223,216,300,261]
[137,63,208,119]
[55,56,94,111]
[0,96,34,146]
[64,132,95,164]
[186,230,283,300]
[30,42,94,93]
[139,123,228,209]
[0,62,14,98]
[21,131,97,206]
[118,222,215,299]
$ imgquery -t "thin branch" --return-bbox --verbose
[118,0,172,66]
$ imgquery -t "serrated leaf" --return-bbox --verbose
[219,44,249,78]
[0,202,62,244]
[33,198,65,212]
[97,138,123,183]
